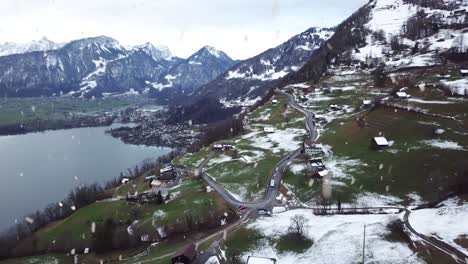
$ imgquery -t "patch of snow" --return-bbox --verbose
[409,198,468,255]
[353,192,403,207]
[244,209,424,264]
[421,140,465,150]
[407,98,453,104]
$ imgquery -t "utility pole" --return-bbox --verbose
[362,224,366,264]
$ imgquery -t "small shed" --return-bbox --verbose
[370,137,389,150]
[272,99,278,104]
[395,92,410,98]
[264,127,276,133]
[362,100,372,107]
[171,244,197,264]
[461,69,468,77]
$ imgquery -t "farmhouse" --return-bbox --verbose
[171,244,197,264]
[264,127,276,133]
[370,137,389,150]
[304,140,324,157]
[461,69,468,77]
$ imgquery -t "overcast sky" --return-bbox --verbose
[0,0,368,59]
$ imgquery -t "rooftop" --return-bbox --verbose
[373,137,389,146]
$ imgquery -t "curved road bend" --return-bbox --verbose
[181,90,320,210]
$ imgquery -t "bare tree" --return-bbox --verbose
[288,215,309,237]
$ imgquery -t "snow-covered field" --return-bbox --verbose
[409,198,468,255]
[242,209,424,264]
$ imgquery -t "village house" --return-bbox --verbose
[310,157,326,172]
[264,127,276,133]
[172,244,197,264]
[272,99,278,104]
[213,143,235,151]
[370,136,389,150]
[212,144,223,151]
[304,140,324,157]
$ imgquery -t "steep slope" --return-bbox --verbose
[196,27,334,107]
[0,37,64,57]
[168,27,334,123]
[282,0,468,87]
[148,46,236,99]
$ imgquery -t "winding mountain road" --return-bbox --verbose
[193,90,319,210]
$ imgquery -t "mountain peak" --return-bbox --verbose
[200,45,224,58]
[132,42,172,61]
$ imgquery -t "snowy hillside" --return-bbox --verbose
[194,27,334,109]
[350,0,468,70]
[0,37,64,57]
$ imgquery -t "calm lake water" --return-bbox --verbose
[0,125,171,231]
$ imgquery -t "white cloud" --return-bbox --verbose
[0,0,367,59]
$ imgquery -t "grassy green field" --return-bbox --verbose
[0,97,147,126]
[202,95,306,201]
[173,147,210,169]
[36,200,146,245]
[285,68,468,204]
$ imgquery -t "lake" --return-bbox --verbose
[0,125,172,231]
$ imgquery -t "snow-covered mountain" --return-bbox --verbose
[0,37,64,57]
[0,36,233,99]
[170,27,334,123]
[195,27,333,108]
[130,43,174,61]
[148,46,236,99]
